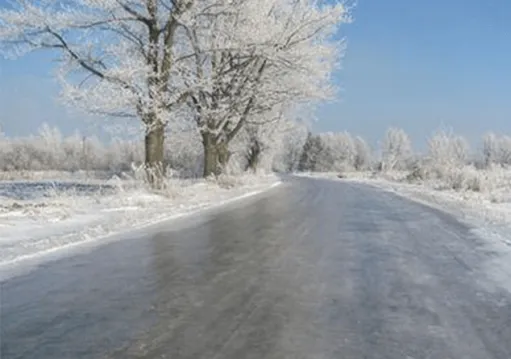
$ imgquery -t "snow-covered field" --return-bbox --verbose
[0,173,281,275]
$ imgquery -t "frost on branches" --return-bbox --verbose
[427,129,469,173]
[0,0,350,181]
[483,133,511,167]
[297,131,370,173]
[237,108,304,174]
[0,0,201,185]
[180,0,349,176]
[380,128,413,172]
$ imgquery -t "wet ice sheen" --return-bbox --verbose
[2,177,511,359]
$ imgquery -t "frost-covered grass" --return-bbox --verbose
[297,167,511,233]
[0,172,281,271]
[360,170,511,227]
[0,170,116,182]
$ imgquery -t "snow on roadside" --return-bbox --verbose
[346,174,511,234]
[297,171,511,293]
[295,170,511,233]
[347,174,511,294]
[0,170,115,182]
[0,174,281,271]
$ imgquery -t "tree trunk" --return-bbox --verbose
[202,133,232,177]
[245,141,262,173]
[217,142,231,170]
[145,121,165,187]
[202,132,218,177]
[203,145,218,178]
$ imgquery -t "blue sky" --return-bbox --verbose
[1,0,511,148]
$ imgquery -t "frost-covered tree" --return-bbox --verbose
[80,136,108,171]
[182,0,350,176]
[36,124,65,168]
[0,0,213,184]
[483,132,499,167]
[315,131,356,172]
[295,131,370,173]
[0,0,350,180]
[238,109,301,173]
[272,121,309,172]
[483,132,511,167]
[428,129,469,171]
[0,124,148,172]
[380,127,413,171]
[164,128,202,177]
[496,136,511,166]
[421,129,474,190]
[353,136,373,171]
[298,132,323,171]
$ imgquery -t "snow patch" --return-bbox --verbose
[0,174,281,279]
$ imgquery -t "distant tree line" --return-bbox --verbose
[2,125,509,184]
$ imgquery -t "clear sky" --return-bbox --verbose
[1,0,511,148]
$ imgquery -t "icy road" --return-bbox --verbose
[2,177,511,359]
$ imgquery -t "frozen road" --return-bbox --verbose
[1,177,511,359]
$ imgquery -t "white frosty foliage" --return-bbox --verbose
[483,132,511,167]
[273,122,309,173]
[0,124,145,173]
[237,108,306,173]
[315,131,356,172]
[353,136,373,171]
[380,127,413,172]
[181,0,349,143]
[1,0,223,133]
[428,129,469,171]
[1,0,351,178]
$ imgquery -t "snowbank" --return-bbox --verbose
[0,174,281,274]
[296,169,511,231]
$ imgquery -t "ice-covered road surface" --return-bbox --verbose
[2,176,511,359]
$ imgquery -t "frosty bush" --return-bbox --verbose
[483,133,511,167]
[353,136,373,171]
[380,128,413,172]
[428,129,469,173]
[433,165,481,192]
[1,120,509,199]
[0,124,203,176]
